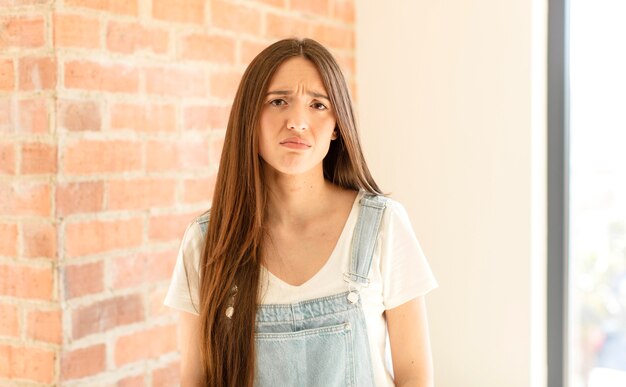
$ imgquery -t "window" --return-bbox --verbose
[549,1,626,386]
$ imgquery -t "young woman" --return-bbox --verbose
[164,38,438,387]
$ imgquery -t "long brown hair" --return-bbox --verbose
[199,38,382,386]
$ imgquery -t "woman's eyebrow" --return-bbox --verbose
[266,90,330,100]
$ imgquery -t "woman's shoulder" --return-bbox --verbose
[357,194,414,234]
[359,192,406,217]
[187,208,211,237]
[382,196,409,215]
[175,209,211,274]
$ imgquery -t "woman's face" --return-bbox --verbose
[258,56,337,177]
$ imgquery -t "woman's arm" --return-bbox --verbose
[178,311,204,387]
[386,295,435,387]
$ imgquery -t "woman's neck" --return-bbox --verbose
[263,166,339,227]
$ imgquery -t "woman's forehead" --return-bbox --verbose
[267,57,327,93]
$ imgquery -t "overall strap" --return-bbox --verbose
[195,209,211,236]
[344,193,388,287]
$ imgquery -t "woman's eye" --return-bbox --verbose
[269,99,287,106]
[311,102,328,110]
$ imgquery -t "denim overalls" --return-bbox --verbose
[253,193,388,386]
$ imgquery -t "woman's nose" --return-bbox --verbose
[286,105,308,131]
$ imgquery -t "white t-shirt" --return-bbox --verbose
[164,190,439,386]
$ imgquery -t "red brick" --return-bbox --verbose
[0,304,19,337]
[290,0,329,16]
[110,103,175,132]
[18,56,56,91]
[144,66,206,97]
[56,181,104,216]
[146,138,209,172]
[64,261,104,298]
[114,324,177,365]
[0,99,12,132]
[118,375,145,387]
[0,223,18,256]
[60,344,106,380]
[148,212,194,242]
[0,59,14,91]
[26,309,61,344]
[332,0,354,24]
[62,139,141,174]
[266,13,312,39]
[72,294,144,339]
[209,70,242,100]
[139,140,173,171]
[0,0,51,5]
[54,13,100,48]
[113,249,177,289]
[0,16,45,49]
[22,221,56,259]
[183,175,216,204]
[183,105,230,131]
[180,33,235,63]
[210,0,261,36]
[311,23,354,50]
[107,21,169,54]
[149,287,172,317]
[0,181,51,216]
[112,254,144,289]
[0,264,54,300]
[152,361,180,386]
[108,178,176,210]
[0,344,55,383]
[65,0,138,15]
[252,0,284,6]
[210,135,224,164]
[65,217,143,258]
[65,60,139,93]
[153,0,204,24]
[19,98,49,133]
[20,142,57,174]
[336,53,355,76]
[59,100,101,131]
[240,40,267,64]
[0,143,15,174]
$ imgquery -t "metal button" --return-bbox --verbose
[347,291,359,304]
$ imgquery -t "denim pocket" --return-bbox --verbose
[254,322,355,387]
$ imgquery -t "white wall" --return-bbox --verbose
[356,1,547,386]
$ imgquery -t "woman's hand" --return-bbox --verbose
[386,295,435,387]
[178,311,204,387]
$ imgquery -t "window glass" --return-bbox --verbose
[569,1,626,386]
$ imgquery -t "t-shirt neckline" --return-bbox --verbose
[262,190,364,289]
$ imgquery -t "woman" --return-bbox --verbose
[164,38,438,386]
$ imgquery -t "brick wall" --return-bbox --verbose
[1,1,59,385]
[1,0,355,385]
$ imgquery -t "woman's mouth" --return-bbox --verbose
[280,137,311,149]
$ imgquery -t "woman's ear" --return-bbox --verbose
[331,128,338,140]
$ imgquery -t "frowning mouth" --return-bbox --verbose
[280,137,311,147]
